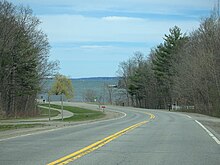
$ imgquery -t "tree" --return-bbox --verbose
[173,9,220,116]
[117,59,135,106]
[84,89,96,102]
[117,52,144,106]
[152,26,188,108]
[118,52,159,108]
[117,7,220,117]
[50,74,74,120]
[0,1,57,118]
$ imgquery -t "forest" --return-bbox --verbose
[0,1,57,118]
[118,10,220,117]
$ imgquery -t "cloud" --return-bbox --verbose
[102,16,145,22]
[39,14,199,44]
[10,0,214,77]
[80,45,113,49]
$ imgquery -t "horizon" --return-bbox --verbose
[46,76,119,80]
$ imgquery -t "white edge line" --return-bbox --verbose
[0,110,127,142]
[186,115,192,119]
[195,120,220,145]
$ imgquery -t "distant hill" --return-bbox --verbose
[39,77,120,102]
[72,77,119,81]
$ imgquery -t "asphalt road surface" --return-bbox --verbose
[0,104,219,165]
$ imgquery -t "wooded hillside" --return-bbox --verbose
[118,10,220,117]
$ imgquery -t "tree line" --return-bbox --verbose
[118,10,220,117]
[0,1,57,118]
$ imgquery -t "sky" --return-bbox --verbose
[10,0,215,78]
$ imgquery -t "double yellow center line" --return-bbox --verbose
[47,112,155,165]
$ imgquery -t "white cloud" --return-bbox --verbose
[80,45,113,49]
[102,16,145,22]
[39,14,200,44]
[9,0,214,78]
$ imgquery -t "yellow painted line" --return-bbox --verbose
[47,112,155,165]
[146,112,155,119]
[135,111,155,119]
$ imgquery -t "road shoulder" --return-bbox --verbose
[179,112,220,140]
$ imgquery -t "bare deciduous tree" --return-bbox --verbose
[0,1,58,118]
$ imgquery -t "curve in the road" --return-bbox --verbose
[47,112,155,165]
[1,104,219,165]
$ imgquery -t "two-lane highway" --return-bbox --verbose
[0,104,219,165]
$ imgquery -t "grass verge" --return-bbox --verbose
[41,104,105,122]
[38,107,60,117]
[0,107,60,120]
[0,124,44,132]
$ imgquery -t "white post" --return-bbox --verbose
[61,94,63,121]
[48,95,51,121]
